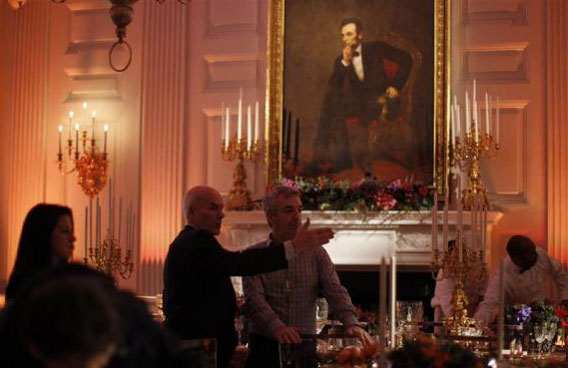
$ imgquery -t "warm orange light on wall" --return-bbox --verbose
[5,0,27,9]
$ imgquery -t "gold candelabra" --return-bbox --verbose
[85,230,133,279]
[56,108,109,198]
[453,132,499,210]
[221,137,261,210]
[431,231,487,336]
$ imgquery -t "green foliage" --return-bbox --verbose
[271,176,435,212]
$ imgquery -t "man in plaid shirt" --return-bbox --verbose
[243,186,372,367]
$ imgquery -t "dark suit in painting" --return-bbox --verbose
[163,226,289,368]
[312,41,412,175]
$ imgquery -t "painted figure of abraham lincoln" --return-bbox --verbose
[281,0,434,183]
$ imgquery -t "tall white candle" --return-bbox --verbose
[465,92,471,134]
[390,255,397,349]
[473,79,477,104]
[471,199,477,252]
[225,107,230,149]
[95,197,100,250]
[485,93,490,134]
[221,102,225,143]
[431,191,438,253]
[482,206,488,256]
[443,190,449,251]
[103,124,108,154]
[456,104,461,139]
[74,123,80,155]
[453,95,460,138]
[496,97,500,144]
[91,110,97,140]
[58,125,63,155]
[108,177,112,236]
[118,197,123,245]
[498,260,505,359]
[457,176,463,260]
[237,88,242,141]
[379,257,387,355]
[247,105,252,150]
[473,99,479,141]
[68,111,74,140]
[254,101,259,142]
[451,103,456,147]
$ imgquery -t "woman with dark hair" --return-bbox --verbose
[5,203,75,301]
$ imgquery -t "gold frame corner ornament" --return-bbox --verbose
[265,0,451,192]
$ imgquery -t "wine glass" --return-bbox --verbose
[534,325,546,359]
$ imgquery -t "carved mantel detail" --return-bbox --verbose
[220,211,504,268]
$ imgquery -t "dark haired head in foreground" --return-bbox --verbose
[0,263,190,368]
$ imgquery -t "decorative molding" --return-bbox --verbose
[221,211,503,267]
[203,53,261,90]
[65,40,115,54]
[546,1,568,265]
[206,0,259,36]
[485,100,529,203]
[463,43,528,81]
[62,69,122,102]
[138,0,187,295]
[462,0,527,25]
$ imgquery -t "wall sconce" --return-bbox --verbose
[5,0,27,9]
[51,0,187,72]
[57,103,109,198]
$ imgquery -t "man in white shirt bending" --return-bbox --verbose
[474,235,568,324]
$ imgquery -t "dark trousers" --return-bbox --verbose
[217,332,238,368]
[244,333,280,368]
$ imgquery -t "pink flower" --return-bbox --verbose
[281,178,298,189]
[388,178,412,191]
[375,190,397,210]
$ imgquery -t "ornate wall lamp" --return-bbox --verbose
[50,0,187,72]
[5,0,27,9]
[57,103,110,198]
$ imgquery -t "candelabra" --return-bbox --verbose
[56,107,109,198]
[86,230,133,279]
[451,84,501,210]
[453,132,499,210]
[431,231,486,336]
[220,91,262,210]
[83,183,136,280]
[222,137,261,210]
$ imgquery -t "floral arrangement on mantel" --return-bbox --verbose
[270,176,435,213]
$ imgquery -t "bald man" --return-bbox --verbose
[474,235,568,324]
[162,186,334,368]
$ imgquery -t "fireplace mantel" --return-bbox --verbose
[219,211,503,268]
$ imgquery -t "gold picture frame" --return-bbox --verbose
[265,0,451,192]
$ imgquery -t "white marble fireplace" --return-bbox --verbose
[219,211,504,268]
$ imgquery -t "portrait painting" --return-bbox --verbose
[266,0,450,189]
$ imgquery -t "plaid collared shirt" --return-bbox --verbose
[243,237,358,338]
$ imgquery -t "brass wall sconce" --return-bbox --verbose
[5,0,27,9]
[57,103,109,198]
[50,0,187,72]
